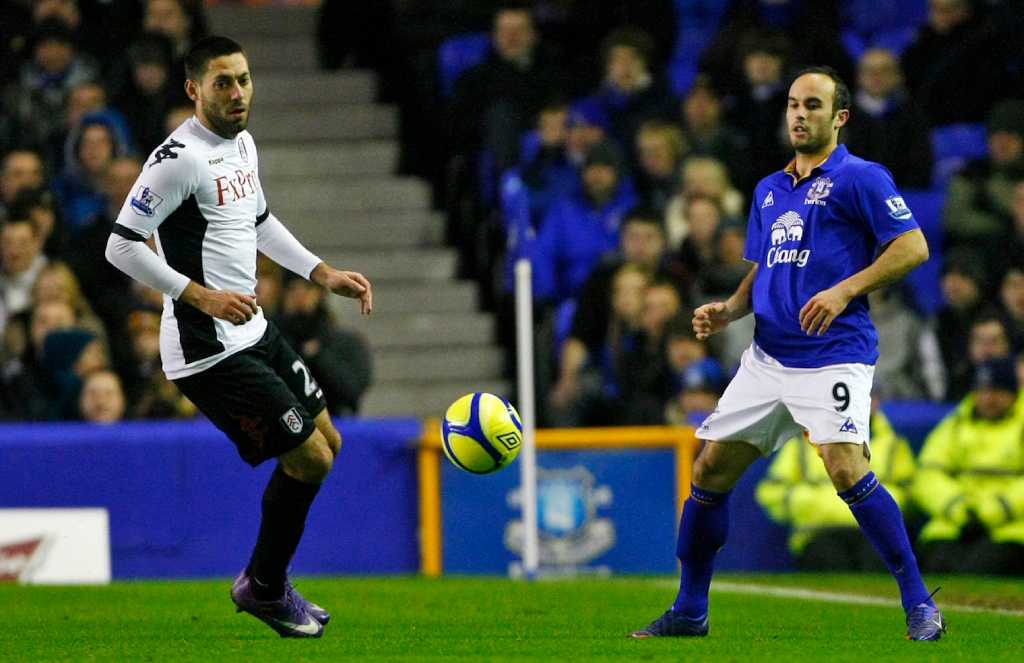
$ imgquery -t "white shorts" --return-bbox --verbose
[697,343,874,456]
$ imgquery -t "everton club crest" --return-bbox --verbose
[805,176,833,206]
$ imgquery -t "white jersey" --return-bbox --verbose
[113,117,273,379]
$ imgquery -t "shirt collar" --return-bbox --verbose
[783,144,848,184]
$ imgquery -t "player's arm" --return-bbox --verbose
[692,263,757,341]
[105,149,257,325]
[800,167,929,336]
[255,210,372,315]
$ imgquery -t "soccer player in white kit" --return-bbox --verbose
[631,67,946,641]
[106,36,371,638]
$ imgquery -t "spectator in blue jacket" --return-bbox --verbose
[53,111,132,233]
[530,140,637,305]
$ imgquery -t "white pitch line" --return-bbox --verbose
[706,580,1024,618]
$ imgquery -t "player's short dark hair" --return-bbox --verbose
[185,36,246,81]
[793,66,851,117]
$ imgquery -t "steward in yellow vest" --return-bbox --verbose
[912,358,1024,575]
[756,408,916,570]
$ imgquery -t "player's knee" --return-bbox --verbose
[825,463,863,492]
[284,434,334,483]
[322,424,342,458]
[692,454,734,492]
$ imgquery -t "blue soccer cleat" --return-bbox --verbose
[906,601,946,641]
[231,571,323,638]
[285,576,331,625]
[630,610,709,638]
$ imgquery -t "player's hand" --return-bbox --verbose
[182,283,258,325]
[312,263,373,315]
[693,302,731,340]
[799,285,852,336]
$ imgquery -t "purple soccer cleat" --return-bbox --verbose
[231,571,323,638]
[285,577,331,625]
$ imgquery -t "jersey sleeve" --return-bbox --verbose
[742,193,762,264]
[852,164,920,246]
[114,140,199,238]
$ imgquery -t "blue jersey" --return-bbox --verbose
[744,145,918,368]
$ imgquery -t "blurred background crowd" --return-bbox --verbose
[0,0,1023,573]
[0,0,1023,429]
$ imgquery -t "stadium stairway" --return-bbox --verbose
[208,4,508,418]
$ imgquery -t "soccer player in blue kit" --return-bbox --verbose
[631,67,945,641]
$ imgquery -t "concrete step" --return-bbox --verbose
[266,178,431,214]
[208,4,317,38]
[245,37,316,72]
[342,311,492,348]
[283,210,442,249]
[319,249,456,282]
[361,379,513,418]
[254,72,375,105]
[260,142,397,177]
[374,347,504,382]
[326,281,476,317]
[247,105,396,141]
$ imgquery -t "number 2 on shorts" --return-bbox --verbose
[292,359,323,398]
[832,381,850,412]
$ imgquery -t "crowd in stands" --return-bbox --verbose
[0,0,371,422]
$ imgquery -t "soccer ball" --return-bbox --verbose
[441,393,523,474]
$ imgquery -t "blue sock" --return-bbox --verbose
[839,472,931,614]
[672,485,730,618]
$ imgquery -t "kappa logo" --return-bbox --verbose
[804,177,834,206]
[279,407,303,435]
[761,190,774,208]
[839,417,859,434]
[130,185,163,217]
[884,195,913,220]
[149,138,185,167]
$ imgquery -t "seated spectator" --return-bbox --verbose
[634,120,687,215]
[842,48,933,188]
[519,98,579,219]
[3,19,98,165]
[758,406,916,571]
[0,216,49,334]
[725,30,792,184]
[943,100,1024,250]
[664,156,744,251]
[275,276,373,416]
[913,358,1024,576]
[0,299,74,419]
[447,5,564,173]
[53,111,131,232]
[78,368,126,424]
[31,261,106,343]
[588,27,674,157]
[164,104,193,136]
[7,187,66,258]
[1000,267,1024,352]
[143,0,205,101]
[67,155,141,342]
[40,326,107,419]
[990,179,1024,280]
[663,319,726,425]
[936,249,987,395]
[679,76,752,192]
[564,99,610,168]
[530,141,637,305]
[871,287,946,401]
[0,148,46,218]
[120,308,193,420]
[672,194,724,287]
[947,311,1012,402]
[254,255,284,320]
[112,32,179,153]
[549,263,649,426]
[902,0,1006,126]
[614,279,683,424]
[702,218,749,300]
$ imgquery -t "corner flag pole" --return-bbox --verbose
[514,258,539,578]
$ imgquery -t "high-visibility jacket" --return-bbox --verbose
[912,393,1024,544]
[756,412,916,554]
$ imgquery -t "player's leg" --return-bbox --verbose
[313,408,342,458]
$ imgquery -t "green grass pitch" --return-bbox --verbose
[2,574,1020,662]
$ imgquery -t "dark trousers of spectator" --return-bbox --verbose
[922,538,1024,576]
[796,527,888,573]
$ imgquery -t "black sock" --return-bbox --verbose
[247,464,321,600]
